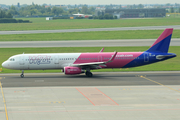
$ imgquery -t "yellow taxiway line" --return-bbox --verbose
[0,81,9,120]
[140,75,180,93]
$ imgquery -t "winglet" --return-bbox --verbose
[99,48,104,53]
[106,52,117,63]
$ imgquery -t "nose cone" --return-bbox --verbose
[2,61,8,68]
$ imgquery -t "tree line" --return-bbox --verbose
[0,9,31,23]
[0,10,13,18]
[0,4,95,17]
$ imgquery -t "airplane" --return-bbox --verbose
[72,13,93,18]
[2,28,176,78]
[72,12,85,17]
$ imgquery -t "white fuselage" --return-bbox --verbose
[2,53,81,70]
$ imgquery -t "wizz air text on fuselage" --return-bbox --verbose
[29,55,51,65]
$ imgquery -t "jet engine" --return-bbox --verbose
[64,67,84,75]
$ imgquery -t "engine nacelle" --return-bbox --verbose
[64,67,84,75]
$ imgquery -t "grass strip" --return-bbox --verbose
[0,30,180,41]
[0,46,179,73]
[0,17,180,31]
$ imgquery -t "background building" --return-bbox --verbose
[105,8,166,18]
[95,8,166,18]
[95,7,105,16]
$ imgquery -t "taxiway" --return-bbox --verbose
[0,71,180,120]
[0,25,180,35]
[0,39,180,48]
[0,71,180,87]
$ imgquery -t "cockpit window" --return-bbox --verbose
[9,58,15,61]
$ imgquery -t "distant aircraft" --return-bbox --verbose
[72,12,93,18]
[72,12,85,17]
[2,28,176,78]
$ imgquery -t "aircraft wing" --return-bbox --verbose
[72,52,117,69]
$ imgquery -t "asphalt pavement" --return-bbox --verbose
[0,25,180,35]
[0,39,179,48]
[0,71,180,120]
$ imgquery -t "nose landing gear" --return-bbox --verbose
[20,70,24,78]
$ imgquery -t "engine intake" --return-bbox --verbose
[64,67,84,75]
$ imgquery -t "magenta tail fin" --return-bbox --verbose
[146,28,173,53]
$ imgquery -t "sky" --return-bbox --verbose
[1,0,180,5]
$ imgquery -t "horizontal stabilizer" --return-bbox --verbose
[156,54,176,60]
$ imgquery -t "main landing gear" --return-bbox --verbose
[85,71,93,77]
[20,70,24,78]
[85,68,93,77]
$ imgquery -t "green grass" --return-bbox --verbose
[0,46,179,73]
[1,30,180,41]
[0,17,180,31]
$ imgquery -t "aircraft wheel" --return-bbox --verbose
[20,74,24,78]
[86,71,93,77]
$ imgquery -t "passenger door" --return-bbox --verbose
[19,56,24,65]
[144,53,149,62]
[19,55,28,69]
[54,56,59,68]
[98,56,102,62]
